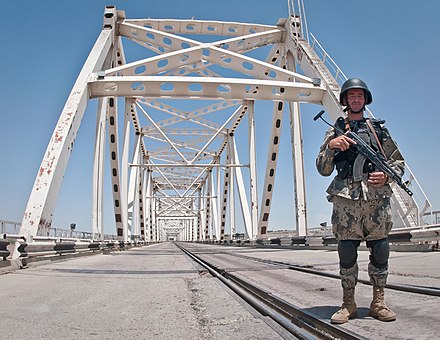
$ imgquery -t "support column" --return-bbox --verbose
[128,131,141,239]
[287,52,308,236]
[230,137,252,239]
[145,170,153,241]
[197,188,202,241]
[205,171,213,241]
[120,101,131,241]
[228,136,236,236]
[92,97,108,240]
[139,164,146,241]
[107,97,125,239]
[219,149,231,241]
[213,159,221,241]
[258,101,284,236]
[152,195,157,241]
[288,102,308,236]
[248,101,259,240]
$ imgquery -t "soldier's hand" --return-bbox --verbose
[328,135,356,151]
[368,171,388,187]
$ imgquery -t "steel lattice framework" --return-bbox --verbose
[16,6,419,246]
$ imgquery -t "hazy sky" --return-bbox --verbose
[1,0,439,235]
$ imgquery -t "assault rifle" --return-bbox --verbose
[314,110,413,196]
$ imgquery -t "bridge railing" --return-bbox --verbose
[309,32,347,87]
[197,224,440,251]
[0,220,149,265]
[0,219,117,240]
[1,233,152,265]
[0,220,21,235]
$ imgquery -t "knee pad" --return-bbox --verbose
[338,240,360,269]
[367,238,390,269]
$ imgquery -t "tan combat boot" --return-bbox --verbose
[331,288,357,324]
[369,287,396,321]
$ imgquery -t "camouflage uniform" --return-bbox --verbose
[316,119,404,289]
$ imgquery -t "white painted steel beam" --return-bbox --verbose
[248,101,259,240]
[119,22,200,51]
[89,76,325,102]
[125,18,277,36]
[128,133,142,238]
[258,101,284,236]
[120,100,132,241]
[145,170,152,240]
[139,99,238,132]
[107,98,125,239]
[152,195,157,241]
[289,101,308,236]
[227,136,236,236]
[287,53,308,236]
[17,25,114,245]
[210,29,283,53]
[92,98,108,240]
[212,163,220,241]
[106,46,204,77]
[205,171,212,240]
[219,151,231,241]
[205,46,313,83]
[140,159,147,240]
[231,137,252,239]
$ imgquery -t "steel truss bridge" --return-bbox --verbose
[16,5,432,253]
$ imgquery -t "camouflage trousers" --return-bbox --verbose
[330,195,393,241]
[340,262,388,289]
[331,195,392,289]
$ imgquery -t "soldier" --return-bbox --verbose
[316,78,405,324]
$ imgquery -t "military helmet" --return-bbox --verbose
[339,78,372,106]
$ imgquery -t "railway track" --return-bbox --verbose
[220,250,440,297]
[176,242,366,340]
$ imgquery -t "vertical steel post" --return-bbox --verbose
[145,170,152,241]
[120,101,131,241]
[219,149,231,241]
[231,137,252,238]
[228,136,236,236]
[288,100,308,236]
[92,97,108,240]
[128,131,141,238]
[107,97,126,239]
[286,50,308,236]
[248,101,259,240]
[211,167,220,241]
[258,101,284,236]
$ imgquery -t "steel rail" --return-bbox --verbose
[176,242,365,340]
[220,251,440,297]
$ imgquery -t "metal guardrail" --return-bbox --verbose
[0,220,117,240]
[198,224,440,251]
[1,233,153,266]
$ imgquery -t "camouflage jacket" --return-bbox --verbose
[316,120,405,201]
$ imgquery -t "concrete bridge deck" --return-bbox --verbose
[0,243,283,339]
[1,242,439,339]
